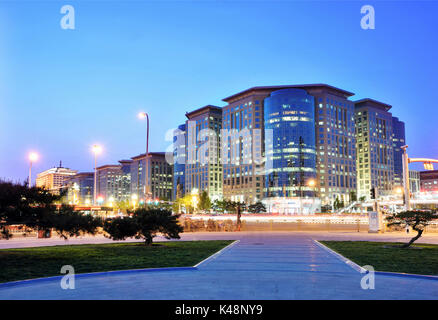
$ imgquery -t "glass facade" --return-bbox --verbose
[264,89,317,197]
[173,123,186,200]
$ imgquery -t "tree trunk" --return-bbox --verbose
[401,228,423,248]
[144,235,153,246]
[236,206,241,232]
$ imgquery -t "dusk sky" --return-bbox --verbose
[1,0,437,182]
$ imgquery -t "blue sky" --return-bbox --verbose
[1,0,437,182]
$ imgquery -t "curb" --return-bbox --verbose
[314,240,438,281]
[194,240,240,268]
[314,240,366,273]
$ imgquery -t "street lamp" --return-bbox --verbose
[92,144,102,205]
[28,152,39,188]
[307,179,316,188]
[138,112,150,200]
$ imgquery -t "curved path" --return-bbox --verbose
[0,232,437,299]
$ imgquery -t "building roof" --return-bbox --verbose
[185,105,222,119]
[222,84,355,103]
[354,98,392,112]
[131,152,166,160]
[96,164,122,170]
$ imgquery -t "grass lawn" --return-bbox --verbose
[320,241,438,276]
[0,240,233,283]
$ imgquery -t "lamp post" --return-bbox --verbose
[28,152,39,188]
[138,112,150,200]
[92,144,102,205]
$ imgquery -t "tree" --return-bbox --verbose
[211,199,227,214]
[0,181,102,239]
[198,191,211,212]
[247,201,267,214]
[104,208,183,245]
[333,197,344,210]
[42,205,103,240]
[386,210,438,248]
[349,191,357,203]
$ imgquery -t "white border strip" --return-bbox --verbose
[194,240,240,268]
[314,240,366,273]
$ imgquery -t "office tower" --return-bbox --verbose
[36,163,77,195]
[173,124,186,200]
[66,172,94,205]
[95,160,132,205]
[420,170,438,192]
[264,88,317,197]
[185,105,222,201]
[355,98,394,199]
[392,116,406,188]
[222,84,356,206]
[409,170,420,193]
[130,152,173,201]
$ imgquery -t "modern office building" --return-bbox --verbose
[409,170,420,193]
[420,170,438,192]
[185,105,222,201]
[96,160,132,205]
[392,116,406,188]
[173,124,186,200]
[264,88,317,198]
[66,172,94,205]
[130,152,173,201]
[36,163,78,195]
[221,89,266,203]
[221,84,356,206]
[355,98,394,199]
[302,85,356,205]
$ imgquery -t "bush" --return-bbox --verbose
[104,208,183,245]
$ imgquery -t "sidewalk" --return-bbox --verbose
[0,232,437,299]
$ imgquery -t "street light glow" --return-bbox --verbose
[92,144,102,155]
[28,152,39,162]
[138,112,147,119]
[308,179,316,187]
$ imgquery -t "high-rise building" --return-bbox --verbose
[66,172,94,205]
[222,84,356,205]
[355,98,394,199]
[173,124,186,200]
[420,170,438,192]
[185,105,222,201]
[96,160,132,205]
[221,87,275,203]
[264,88,317,198]
[392,116,406,188]
[409,170,420,193]
[36,164,78,195]
[130,152,173,201]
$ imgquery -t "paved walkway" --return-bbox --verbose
[0,232,437,299]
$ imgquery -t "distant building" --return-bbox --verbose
[96,160,132,205]
[392,117,406,188]
[173,124,186,200]
[409,170,420,193]
[130,152,173,201]
[66,172,94,205]
[185,105,223,201]
[36,164,77,194]
[355,99,394,199]
[420,170,438,192]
